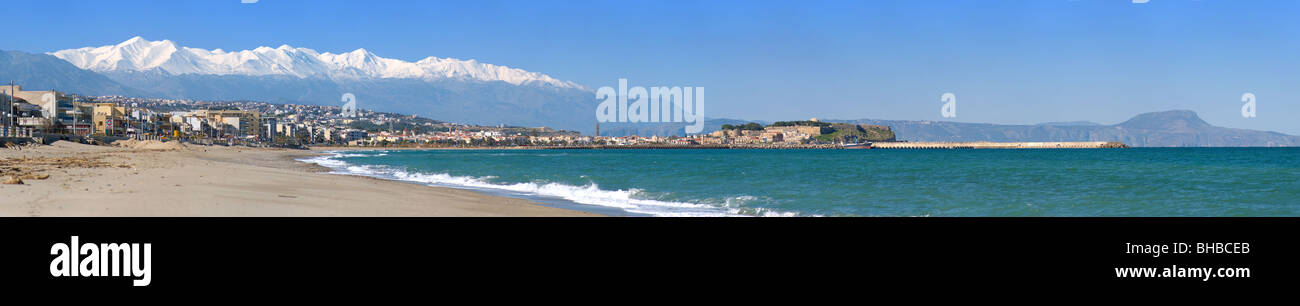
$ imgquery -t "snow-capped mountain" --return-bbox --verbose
[27,36,598,133]
[50,36,585,89]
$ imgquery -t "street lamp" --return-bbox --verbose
[68,108,85,137]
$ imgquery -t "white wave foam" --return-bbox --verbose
[299,152,805,217]
[300,154,350,169]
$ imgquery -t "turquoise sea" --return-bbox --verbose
[303,148,1300,216]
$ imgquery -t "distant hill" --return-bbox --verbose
[815,122,896,142]
[0,50,145,96]
[832,110,1300,147]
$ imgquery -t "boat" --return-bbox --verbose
[840,142,871,149]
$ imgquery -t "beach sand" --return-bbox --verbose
[0,141,596,216]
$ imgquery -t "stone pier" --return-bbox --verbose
[870,141,1127,149]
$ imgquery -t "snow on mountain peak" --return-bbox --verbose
[49,37,585,89]
[118,36,143,45]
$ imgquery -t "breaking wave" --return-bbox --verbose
[299,152,804,217]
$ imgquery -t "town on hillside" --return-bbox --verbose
[0,84,897,149]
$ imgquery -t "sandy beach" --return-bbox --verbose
[0,141,596,216]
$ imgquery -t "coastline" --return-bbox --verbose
[0,141,598,217]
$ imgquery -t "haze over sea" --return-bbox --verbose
[305,148,1300,217]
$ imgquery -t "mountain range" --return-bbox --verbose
[50,37,584,89]
[0,50,146,97]
[29,37,597,133]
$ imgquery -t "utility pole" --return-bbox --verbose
[3,81,12,137]
[264,122,274,144]
[69,107,80,138]
[4,81,10,137]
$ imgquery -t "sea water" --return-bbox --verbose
[302,148,1300,217]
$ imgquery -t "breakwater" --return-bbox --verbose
[870,141,1127,149]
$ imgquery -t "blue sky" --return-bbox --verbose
[4,0,1299,134]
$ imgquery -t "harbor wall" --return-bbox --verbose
[870,141,1127,149]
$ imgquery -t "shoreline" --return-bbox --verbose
[302,151,655,217]
[0,141,598,217]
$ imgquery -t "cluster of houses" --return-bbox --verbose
[0,84,586,147]
[0,84,375,145]
[3,83,889,148]
[2,84,147,138]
